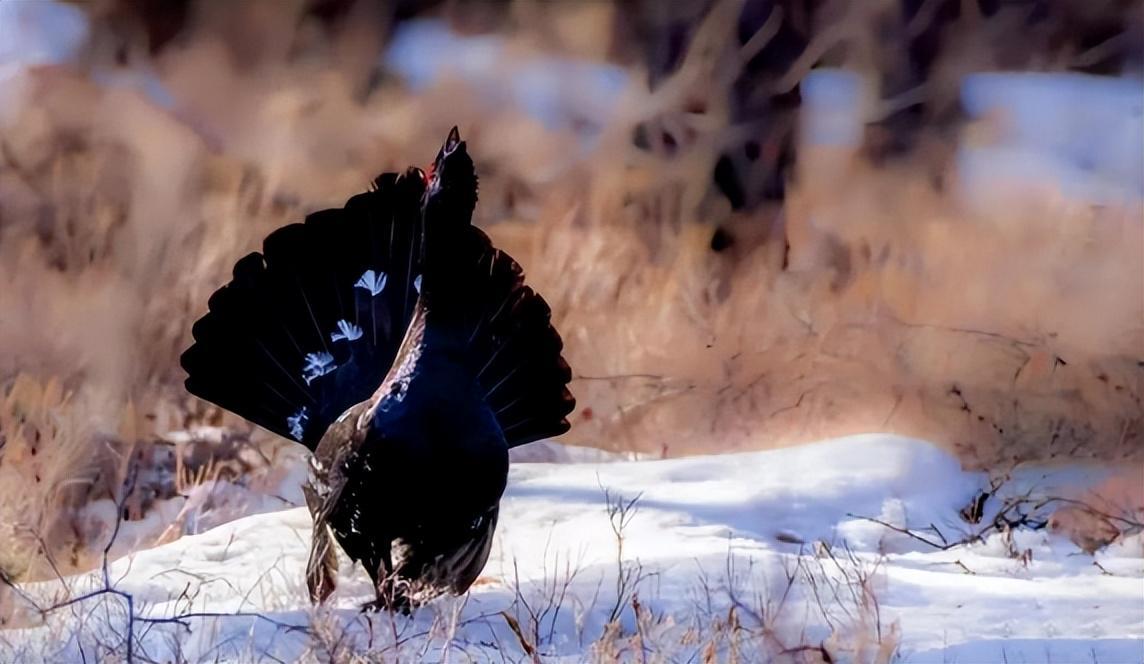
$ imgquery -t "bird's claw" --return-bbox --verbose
[359,596,412,616]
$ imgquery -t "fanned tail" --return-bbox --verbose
[180,173,426,448]
[443,226,576,448]
[183,127,574,450]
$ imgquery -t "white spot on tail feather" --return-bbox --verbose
[303,351,336,384]
[413,274,422,294]
[287,408,308,440]
[330,319,363,342]
[355,270,387,296]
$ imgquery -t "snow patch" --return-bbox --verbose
[958,72,1144,206]
[0,0,89,68]
[384,19,628,138]
[6,434,1141,662]
[800,69,874,147]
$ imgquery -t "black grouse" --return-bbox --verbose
[180,128,575,611]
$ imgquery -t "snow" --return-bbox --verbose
[4,434,1141,662]
[383,19,629,138]
[0,0,88,68]
[796,67,1144,208]
[800,69,873,147]
[0,0,176,134]
[960,73,1143,183]
[957,72,1144,207]
[0,0,89,127]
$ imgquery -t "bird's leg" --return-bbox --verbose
[360,565,412,615]
[303,482,338,604]
[359,595,412,615]
[306,522,339,604]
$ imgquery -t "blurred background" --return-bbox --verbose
[0,0,1140,579]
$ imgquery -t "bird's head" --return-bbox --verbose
[422,126,478,225]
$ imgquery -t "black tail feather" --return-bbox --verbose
[183,136,573,450]
[181,173,426,448]
[446,227,575,447]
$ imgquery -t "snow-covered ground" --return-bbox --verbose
[3,435,1141,662]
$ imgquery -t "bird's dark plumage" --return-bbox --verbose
[180,128,575,610]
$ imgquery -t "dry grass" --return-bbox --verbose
[0,375,138,583]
